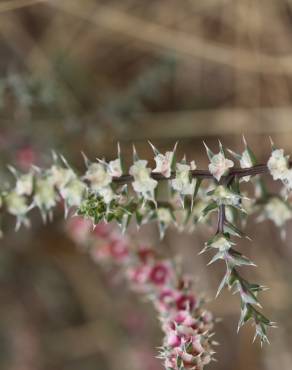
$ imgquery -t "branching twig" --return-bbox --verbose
[112,162,290,185]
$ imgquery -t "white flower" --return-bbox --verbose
[208,153,234,181]
[212,185,242,206]
[211,236,232,251]
[108,158,122,177]
[84,163,112,191]
[267,149,289,181]
[153,152,173,178]
[60,179,87,207]
[190,160,197,170]
[129,160,157,198]
[6,191,29,216]
[99,186,115,204]
[282,169,292,192]
[265,197,292,227]
[34,178,57,210]
[171,163,195,195]
[15,173,34,196]
[49,165,76,189]
[157,208,172,224]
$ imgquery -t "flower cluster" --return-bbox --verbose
[66,217,215,370]
[204,141,234,182]
[171,162,197,196]
[267,142,292,194]
[1,138,292,350]
[130,159,158,201]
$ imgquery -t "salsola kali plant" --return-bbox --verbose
[66,217,215,369]
[1,137,292,367]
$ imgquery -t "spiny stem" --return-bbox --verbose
[217,204,226,234]
[112,163,277,185]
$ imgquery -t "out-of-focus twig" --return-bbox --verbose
[119,107,292,140]
[48,0,292,76]
[0,0,48,14]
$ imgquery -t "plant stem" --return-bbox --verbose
[112,163,274,185]
[217,204,226,234]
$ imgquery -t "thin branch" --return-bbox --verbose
[48,0,292,76]
[0,0,47,13]
[112,163,277,185]
[217,204,226,234]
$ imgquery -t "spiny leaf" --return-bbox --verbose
[242,136,257,165]
[269,136,276,151]
[224,221,248,238]
[81,151,91,168]
[227,148,241,161]
[117,141,121,158]
[216,268,232,298]
[227,248,256,267]
[203,141,214,161]
[117,142,126,175]
[7,165,18,178]
[207,250,225,265]
[201,202,218,218]
[171,141,178,171]
[218,140,225,155]
[51,150,59,163]
[193,178,202,198]
[198,243,213,255]
[132,144,139,162]
[60,154,71,168]
[148,140,160,156]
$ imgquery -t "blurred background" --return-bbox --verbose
[1,0,292,369]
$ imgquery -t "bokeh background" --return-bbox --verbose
[1,1,292,369]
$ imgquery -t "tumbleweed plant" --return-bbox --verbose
[1,137,292,369]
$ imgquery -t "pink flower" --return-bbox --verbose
[201,311,213,324]
[156,288,176,312]
[180,351,196,367]
[164,357,177,369]
[191,337,204,355]
[128,265,151,286]
[182,313,198,329]
[153,152,173,178]
[138,246,156,263]
[109,239,129,260]
[16,146,36,170]
[176,293,196,311]
[67,217,92,245]
[173,310,189,324]
[208,152,234,181]
[149,262,171,285]
[166,330,181,347]
[92,222,112,238]
[90,243,109,261]
[108,158,123,177]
